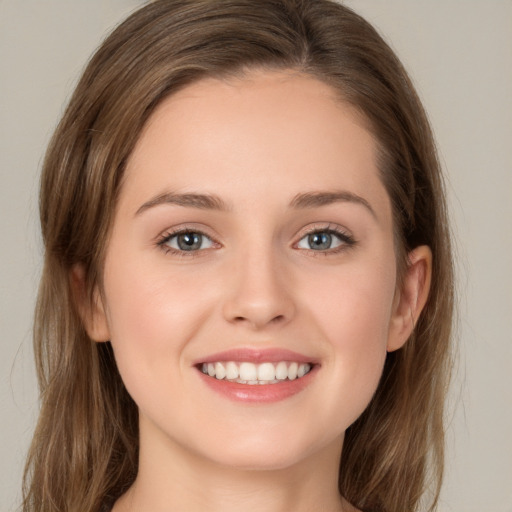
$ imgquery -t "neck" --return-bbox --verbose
[114,419,350,512]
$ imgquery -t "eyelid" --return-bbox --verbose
[293,222,356,253]
[155,222,356,258]
[156,224,221,257]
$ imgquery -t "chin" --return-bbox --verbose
[196,425,339,472]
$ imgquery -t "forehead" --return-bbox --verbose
[133,69,371,158]
[121,70,390,223]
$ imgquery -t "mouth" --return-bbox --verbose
[194,349,318,403]
[199,360,313,385]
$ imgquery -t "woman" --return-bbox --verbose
[23,1,454,511]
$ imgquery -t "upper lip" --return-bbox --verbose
[194,348,319,366]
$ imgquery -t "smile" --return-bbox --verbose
[195,348,318,403]
[201,361,312,384]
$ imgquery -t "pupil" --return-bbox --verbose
[309,232,331,250]
[178,232,201,251]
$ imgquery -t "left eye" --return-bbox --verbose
[162,231,215,252]
[296,230,349,251]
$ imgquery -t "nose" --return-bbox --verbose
[222,248,296,330]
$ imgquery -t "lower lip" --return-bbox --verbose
[197,366,317,403]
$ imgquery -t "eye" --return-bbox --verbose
[158,230,216,253]
[296,227,355,252]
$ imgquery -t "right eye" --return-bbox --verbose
[158,230,216,254]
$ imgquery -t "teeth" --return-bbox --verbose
[201,361,312,384]
[297,363,308,378]
[215,362,226,380]
[226,361,239,380]
[288,362,298,380]
[239,362,257,381]
[257,362,275,381]
[275,361,288,380]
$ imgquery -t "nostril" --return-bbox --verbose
[234,314,285,324]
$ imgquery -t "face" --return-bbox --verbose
[87,70,425,471]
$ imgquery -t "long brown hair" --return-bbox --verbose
[23,1,454,511]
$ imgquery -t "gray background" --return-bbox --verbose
[1,1,511,510]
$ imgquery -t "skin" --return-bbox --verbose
[79,70,431,512]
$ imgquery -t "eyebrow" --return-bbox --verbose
[289,190,376,218]
[135,190,376,218]
[135,192,231,215]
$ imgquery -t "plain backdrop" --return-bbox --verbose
[1,1,511,511]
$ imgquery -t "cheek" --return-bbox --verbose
[104,244,216,336]
[101,257,213,398]
[302,258,396,423]
[307,255,396,345]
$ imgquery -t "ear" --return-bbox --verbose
[387,245,432,352]
[70,264,110,342]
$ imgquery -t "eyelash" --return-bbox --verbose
[156,223,357,258]
[156,225,217,258]
[297,224,356,256]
